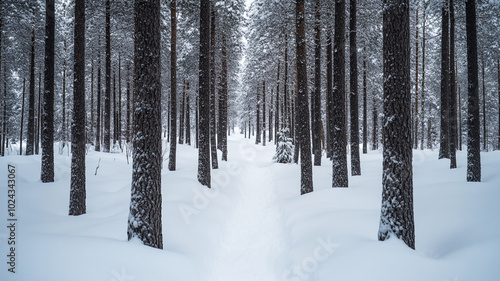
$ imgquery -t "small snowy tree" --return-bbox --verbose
[273,128,294,164]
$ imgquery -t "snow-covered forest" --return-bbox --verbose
[0,0,500,280]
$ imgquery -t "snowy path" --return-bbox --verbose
[208,138,287,281]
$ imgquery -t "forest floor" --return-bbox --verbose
[0,132,499,281]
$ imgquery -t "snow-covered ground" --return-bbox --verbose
[0,132,499,281]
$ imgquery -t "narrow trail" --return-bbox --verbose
[208,137,287,281]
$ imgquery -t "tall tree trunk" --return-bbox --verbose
[262,81,266,146]
[27,28,35,155]
[284,34,289,132]
[42,0,55,182]
[62,48,67,149]
[421,2,426,150]
[296,0,313,194]
[414,6,419,150]
[96,47,102,151]
[349,0,360,174]
[126,67,131,143]
[186,87,191,146]
[20,79,26,155]
[326,26,333,158]
[465,0,481,182]
[497,58,500,151]
[439,1,450,159]
[210,4,218,169]
[118,55,122,148]
[90,58,94,145]
[269,89,273,143]
[332,0,348,187]
[449,0,457,168]
[379,0,415,250]
[372,96,378,150]
[459,84,462,150]
[275,62,280,143]
[313,0,322,166]
[482,54,487,151]
[195,93,199,148]
[362,53,367,154]
[168,0,177,171]
[198,0,211,187]
[103,0,111,152]
[179,80,185,144]
[35,72,41,155]
[128,0,163,249]
[113,71,117,145]
[69,0,86,216]
[256,86,261,144]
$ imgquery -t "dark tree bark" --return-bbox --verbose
[284,34,289,132]
[275,62,280,143]
[421,4,427,150]
[362,53,367,154]
[104,0,111,152]
[481,54,486,151]
[372,96,378,150]
[113,72,117,144]
[62,45,67,149]
[128,0,163,249]
[296,0,313,195]
[41,0,55,182]
[312,0,322,166]
[466,0,481,182]
[262,81,266,146]
[379,0,415,250]
[69,0,86,216]
[168,0,177,171]
[198,0,211,187]
[96,47,102,151]
[118,55,122,148]
[256,87,261,144]
[269,89,273,143]
[196,93,199,148]
[27,28,35,155]
[414,7,419,150]
[90,58,94,145]
[35,72,41,155]
[179,80,185,144]
[326,27,333,159]
[349,0,360,175]
[126,66,131,143]
[332,0,348,187]
[497,58,500,151]
[210,4,218,169]
[186,86,191,146]
[20,79,26,155]
[449,0,457,168]
[439,2,450,159]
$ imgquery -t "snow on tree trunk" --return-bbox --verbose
[104,0,111,153]
[41,0,55,182]
[378,0,415,250]
[127,0,163,249]
[465,0,481,182]
[439,1,450,159]
[349,0,360,175]
[332,0,348,188]
[69,0,86,216]
[198,0,211,188]
[296,0,313,195]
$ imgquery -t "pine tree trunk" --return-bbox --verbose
[362,53,367,154]
[69,0,86,216]
[198,0,211,187]
[195,93,199,148]
[482,54,487,151]
[349,0,360,174]
[465,0,481,182]
[128,0,163,249]
[296,0,313,194]
[41,0,55,181]
[269,89,273,143]
[35,72,41,155]
[27,28,35,155]
[497,58,500,151]
[168,0,177,171]
[326,27,333,159]
[275,62,280,143]
[126,68,131,143]
[284,35,289,133]
[20,79,26,155]
[449,0,457,168]
[439,2,450,159]
[379,0,415,250]
[179,80,185,144]
[414,7,419,150]
[62,52,67,149]
[186,90,191,146]
[332,0,348,187]
[421,3,426,151]
[313,0,322,166]
[104,0,111,152]
[262,81,266,146]
[118,55,122,148]
[113,72,117,145]
[210,4,218,169]
[256,86,261,144]
[372,96,378,150]
[90,59,94,145]
[96,48,102,151]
